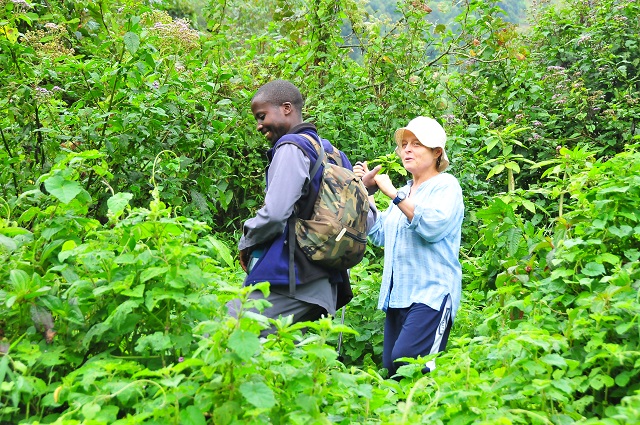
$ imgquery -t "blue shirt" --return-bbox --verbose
[368,173,464,320]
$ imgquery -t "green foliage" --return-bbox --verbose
[1,0,640,423]
[336,255,386,367]
[529,0,640,151]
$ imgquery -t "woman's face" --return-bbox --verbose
[397,130,441,175]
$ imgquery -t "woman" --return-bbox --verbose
[354,116,464,377]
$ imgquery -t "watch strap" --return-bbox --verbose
[393,192,406,205]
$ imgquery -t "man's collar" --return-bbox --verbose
[289,122,317,134]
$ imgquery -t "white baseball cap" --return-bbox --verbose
[394,116,450,172]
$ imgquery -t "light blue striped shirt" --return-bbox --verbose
[368,173,464,320]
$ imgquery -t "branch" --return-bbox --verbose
[0,127,19,194]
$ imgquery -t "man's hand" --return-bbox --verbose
[239,249,249,273]
[354,162,382,194]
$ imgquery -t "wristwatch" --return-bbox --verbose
[393,191,407,205]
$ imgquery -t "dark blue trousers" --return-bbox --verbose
[382,294,452,378]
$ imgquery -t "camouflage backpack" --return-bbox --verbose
[295,134,369,270]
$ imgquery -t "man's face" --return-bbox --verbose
[250,96,293,144]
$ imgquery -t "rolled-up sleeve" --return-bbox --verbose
[408,182,463,243]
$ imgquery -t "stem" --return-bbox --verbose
[212,0,228,36]
[558,170,567,217]
[507,168,515,192]
[2,27,23,77]
[99,43,127,144]
[85,35,127,193]
[162,54,177,87]
[401,375,434,424]
[507,409,553,424]
[604,365,610,405]
[0,127,19,195]
[33,104,45,169]
[97,1,111,37]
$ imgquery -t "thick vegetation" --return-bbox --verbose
[1,0,639,424]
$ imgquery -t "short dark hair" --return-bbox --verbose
[252,80,304,113]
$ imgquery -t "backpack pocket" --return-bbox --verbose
[296,215,367,269]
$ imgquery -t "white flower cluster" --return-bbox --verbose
[143,10,200,53]
[21,24,75,58]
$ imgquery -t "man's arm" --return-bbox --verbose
[239,143,311,251]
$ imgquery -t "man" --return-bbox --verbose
[229,79,375,331]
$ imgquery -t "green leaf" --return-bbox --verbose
[239,381,276,409]
[589,374,614,390]
[615,371,632,387]
[486,164,505,180]
[107,192,133,218]
[161,375,185,388]
[505,227,522,257]
[540,354,567,368]
[522,199,536,214]
[135,332,172,353]
[505,161,521,173]
[111,299,140,331]
[600,185,629,194]
[9,269,30,288]
[582,262,605,276]
[213,401,241,425]
[0,226,31,236]
[624,249,639,262]
[615,321,634,335]
[0,234,17,251]
[609,225,633,238]
[44,175,83,204]
[227,329,260,361]
[205,236,234,267]
[550,378,573,394]
[40,239,65,265]
[82,402,101,420]
[0,353,10,384]
[58,240,77,262]
[140,266,169,283]
[596,253,620,266]
[485,138,500,152]
[180,405,207,425]
[121,284,144,298]
[124,32,140,54]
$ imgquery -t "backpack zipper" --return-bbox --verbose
[338,228,367,244]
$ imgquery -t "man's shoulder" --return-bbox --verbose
[274,133,353,169]
[275,133,315,152]
[273,134,312,155]
[335,149,353,169]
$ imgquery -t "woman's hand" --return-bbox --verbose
[373,174,397,199]
[354,161,381,194]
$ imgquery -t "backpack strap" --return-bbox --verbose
[298,133,327,219]
[300,133,325,181]
[288,215,296,297]
[287,133,326,298]
[286,133,334,297]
